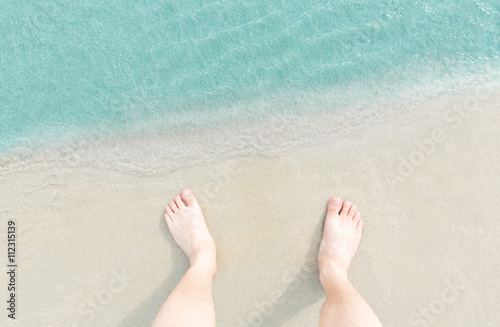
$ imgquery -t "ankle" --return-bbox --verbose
[319,263,351,295]
[189,251,217,276]
[319,257,348,278]
[322,279,353,302]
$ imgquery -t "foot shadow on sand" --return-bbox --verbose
[116,216,188,327]
[249,218,325,326]
[117,214,326,327]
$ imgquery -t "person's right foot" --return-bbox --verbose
[318,198,364,293]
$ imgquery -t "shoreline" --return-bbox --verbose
[1,78,498,176]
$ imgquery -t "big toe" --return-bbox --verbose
[327,197,342,215]
[181,188,197,206]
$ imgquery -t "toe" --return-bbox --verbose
[327,198,342,214]
[348,205,357,219]
[181,188,197,206]
[353,211,361,225]
[341,201,352,216]
[174,195,185,209]
[356,218,364,230]
[165,207,174,222]
[169,200,178,212]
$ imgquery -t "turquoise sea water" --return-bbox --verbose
[1,0,499,154]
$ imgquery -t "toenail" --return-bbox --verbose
[332,198,341,206]
[182,189,191,196]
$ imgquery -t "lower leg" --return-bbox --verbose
[318,198,382,327]
[152,262,215,327]
[152,189,217,327]
[319,277,381,327]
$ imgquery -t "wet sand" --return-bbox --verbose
[1,86,499,326]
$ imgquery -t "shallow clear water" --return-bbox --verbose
[1,0,499,153]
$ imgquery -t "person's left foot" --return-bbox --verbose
[318,198,363,293]
[165,189,217,275]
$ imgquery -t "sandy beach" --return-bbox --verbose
[1,85,499,326]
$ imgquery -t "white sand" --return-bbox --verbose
[1,86,499,326]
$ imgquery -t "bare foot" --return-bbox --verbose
[165,189,217,275]
[318,198,363,293]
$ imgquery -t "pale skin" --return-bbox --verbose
[152,189,383,327]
